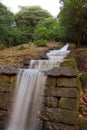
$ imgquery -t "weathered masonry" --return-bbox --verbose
[41,67,80,130]
[0,66,17,130]
[0,66,80,130]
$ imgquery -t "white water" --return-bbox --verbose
[6,43,70,130]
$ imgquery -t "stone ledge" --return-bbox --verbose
[0,66,18,76]
[45,67,77,77]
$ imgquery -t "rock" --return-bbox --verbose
[45,87,78,98]
[0,66,18,76]
[42,108,79,125]
[44,97,58,107]
[44,122,78,130]
[57,77,78,88]
[23,59,31,67]
[45,77,57,87]
[45,67,77,77]
[59,98,79,110]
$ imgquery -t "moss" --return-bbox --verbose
[59,98,79,111]
[78,116,87,130]
[79,72,87,89]
[60,58,78,69]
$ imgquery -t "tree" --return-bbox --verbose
[15,6,52,42]
[58,0,87,45]
[34,17,64,41]
[0,2,22,46]
[0,2,14,43]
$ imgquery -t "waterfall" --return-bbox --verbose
[6,43,70,130]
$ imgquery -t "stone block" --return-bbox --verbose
[0,110,7,120]
[9,82,16,92]
[42,108,79,125]
[59,98,79,110]
[45,77,57,87]
[45,67,77,77]
[44,122,79,130]
[44,97,58,107]
[0,93,13,111]
[0,75,10,83]
[45,86,78,98]
[57,77,78,88]
[0,83,10,93]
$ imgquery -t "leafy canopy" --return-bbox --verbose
[58,0,87,45]
[15,6,53,42]
[0,2,22,46]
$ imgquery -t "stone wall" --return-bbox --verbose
[41,67,80,130]
[0,66,17,130]
[0,66,80,130]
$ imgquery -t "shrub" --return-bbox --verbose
[34,39,47,47]
[34,26,48,40]
[18,44,26,50]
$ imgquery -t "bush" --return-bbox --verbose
[18,44,26,50]
[34,26,48,40]
[34,39,47,47]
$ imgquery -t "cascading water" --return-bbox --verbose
[6,43,70,130]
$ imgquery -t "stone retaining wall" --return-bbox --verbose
[0,66,80,130]
[41,67,80,130]
[0,66,17,130]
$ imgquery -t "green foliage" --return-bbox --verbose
[34,18,63,41]
[18,44,26,50]
[37,17,56,29]
[15,6,52,42]
[79,116,87,130]
[48,21,64,41]
[0,2,22,47]
[34,39,47,47]
[79,72,87,89]
[34,26,48,40]
[58,0,87,45]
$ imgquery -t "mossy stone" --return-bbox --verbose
[59,98,79,110]
[61,58,78,69]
